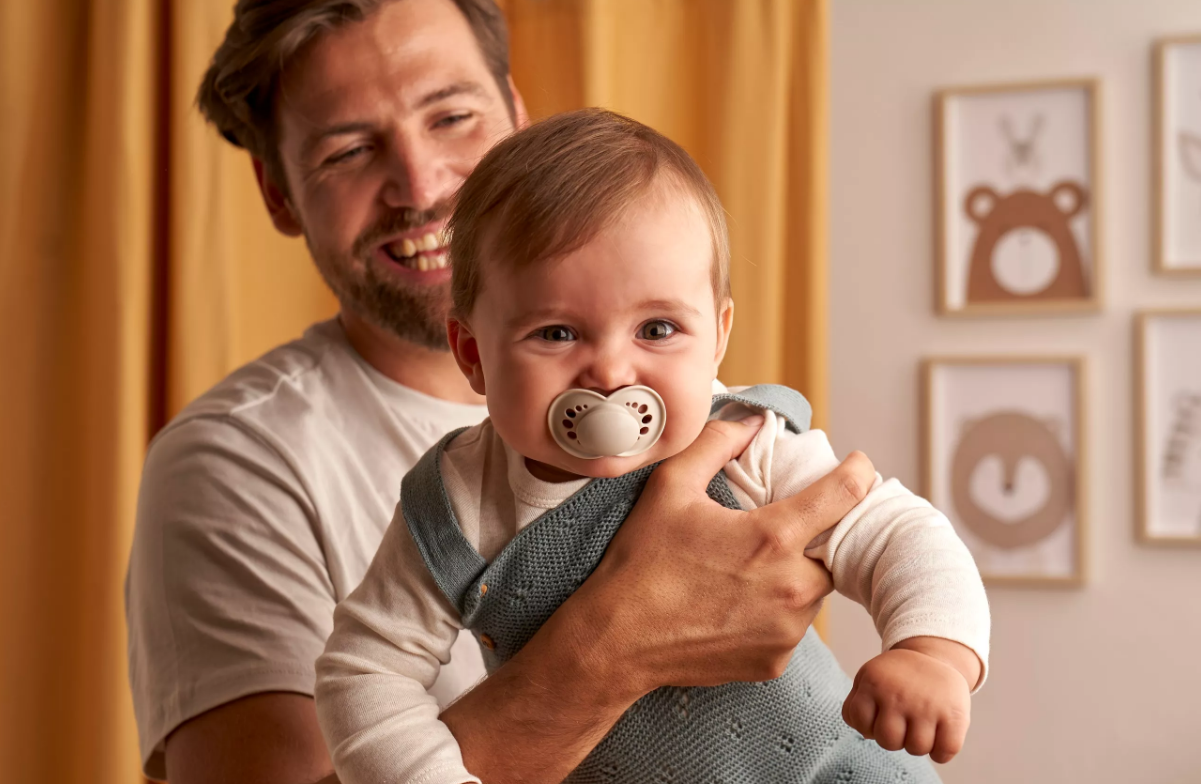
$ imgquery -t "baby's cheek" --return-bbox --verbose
[661,393,715,452]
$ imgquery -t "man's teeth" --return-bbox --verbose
[386,232,449,270]
[395,250,449,271]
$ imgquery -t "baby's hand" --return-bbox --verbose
[841,645,972,763]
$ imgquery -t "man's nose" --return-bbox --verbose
[380,134,450,212]
[576,344,638,396]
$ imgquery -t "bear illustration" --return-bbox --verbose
[950,412,1074,549]
[963,181,1089,304]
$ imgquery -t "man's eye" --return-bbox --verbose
[537,326,576,342]
[434,113,473,129]
[639,321,676,341]
[326,146,369,165]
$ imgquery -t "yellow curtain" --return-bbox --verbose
[0,1,825,781]
[1,0,334,780]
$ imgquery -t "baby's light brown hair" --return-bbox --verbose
[449,108,731,317]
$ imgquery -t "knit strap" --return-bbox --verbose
[401,427,487,615]
[710,383,812,434]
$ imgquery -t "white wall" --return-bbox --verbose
[828,2,1201,782]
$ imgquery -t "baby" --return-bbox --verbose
[315,109,990,784]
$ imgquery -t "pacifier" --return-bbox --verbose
[547,385,667,459]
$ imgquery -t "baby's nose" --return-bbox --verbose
[577,352,637,394]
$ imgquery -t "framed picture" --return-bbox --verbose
[934,79,1102,316]
[1153,35,1201,275]
[1136,311,1201,544]
[923,357,1087,586]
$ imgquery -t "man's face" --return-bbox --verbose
[270,0,522,348]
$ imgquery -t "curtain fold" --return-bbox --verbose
[0,1,826,780]
[1,0,155,780]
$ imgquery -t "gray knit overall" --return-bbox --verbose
[403,385,941,784]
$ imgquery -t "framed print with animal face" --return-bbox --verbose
[934,79,1102,316]
[1136,311,1201,544]
[923,357,1087,585]
[1154,36,1201,275]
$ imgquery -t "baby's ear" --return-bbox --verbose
[447,317,486,395]
[713,298,735,368]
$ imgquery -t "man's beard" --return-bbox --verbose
[309,202,453,351]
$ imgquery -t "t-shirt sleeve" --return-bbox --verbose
[125,416,335,779]
[723,413,991,689]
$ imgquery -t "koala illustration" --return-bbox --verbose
[950,411,1074,549]
[963,181,1089,304]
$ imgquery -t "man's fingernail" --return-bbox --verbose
[742,414,765,427]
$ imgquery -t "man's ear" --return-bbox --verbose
[252,157,304,237]
[447,316,487,395]
[713,298,735,368]
[508,75,530,131]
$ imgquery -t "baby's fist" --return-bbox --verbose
[841,648,971,763]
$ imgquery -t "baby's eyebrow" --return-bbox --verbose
[633,299,704,318]
[505,307,572,330]
[507,300,703,329]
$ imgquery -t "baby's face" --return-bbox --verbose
[451,181,732,479]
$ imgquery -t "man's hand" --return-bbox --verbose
[841,637,977,764]
[445,416,878,783]
[568,416,872,697]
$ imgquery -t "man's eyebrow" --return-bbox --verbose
[298,83,487,159]
[416,80,489,109]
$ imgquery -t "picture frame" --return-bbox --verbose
[1153,35,1201,275]
[934,79,1103,316]
[1135,310,1201,545]
[922,357,1087,586]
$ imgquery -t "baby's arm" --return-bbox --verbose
[724,412,989,762]
[314,511,479,784]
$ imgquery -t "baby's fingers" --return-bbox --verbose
[840,683,878,738]
[871,709,908,753]
[903,717,937,758]
[930,714,969,764]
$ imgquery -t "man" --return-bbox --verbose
[125,1,873,782]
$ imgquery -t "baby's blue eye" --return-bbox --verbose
[639,321,676,341]
[538,326,576,342]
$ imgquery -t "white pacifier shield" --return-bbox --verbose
[548,386,667,459]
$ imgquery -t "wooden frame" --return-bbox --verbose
[1152,35,1201,276]
[922,356,1088,587]
[933,78,1104,316]
[1135,310,1201,545]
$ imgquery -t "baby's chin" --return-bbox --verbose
[524,444,678,481]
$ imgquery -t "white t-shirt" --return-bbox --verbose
[125,318,490,780]
[314,396,991,784]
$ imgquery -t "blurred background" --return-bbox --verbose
[1,0,1199,782]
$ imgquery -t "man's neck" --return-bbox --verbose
[339,310,484,406]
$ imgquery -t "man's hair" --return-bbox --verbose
[449,108,732,318]
[196,0,514,191]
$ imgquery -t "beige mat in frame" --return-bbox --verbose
[922,356,1088,587]
[933,78,1104,317]
[1135,310,1201,545]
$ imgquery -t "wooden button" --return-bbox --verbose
[480,634,496,650]
[480,584,488,596]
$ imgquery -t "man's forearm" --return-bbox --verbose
[441,586,643,784]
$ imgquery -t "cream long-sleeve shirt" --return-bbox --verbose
[315,402,991,784]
